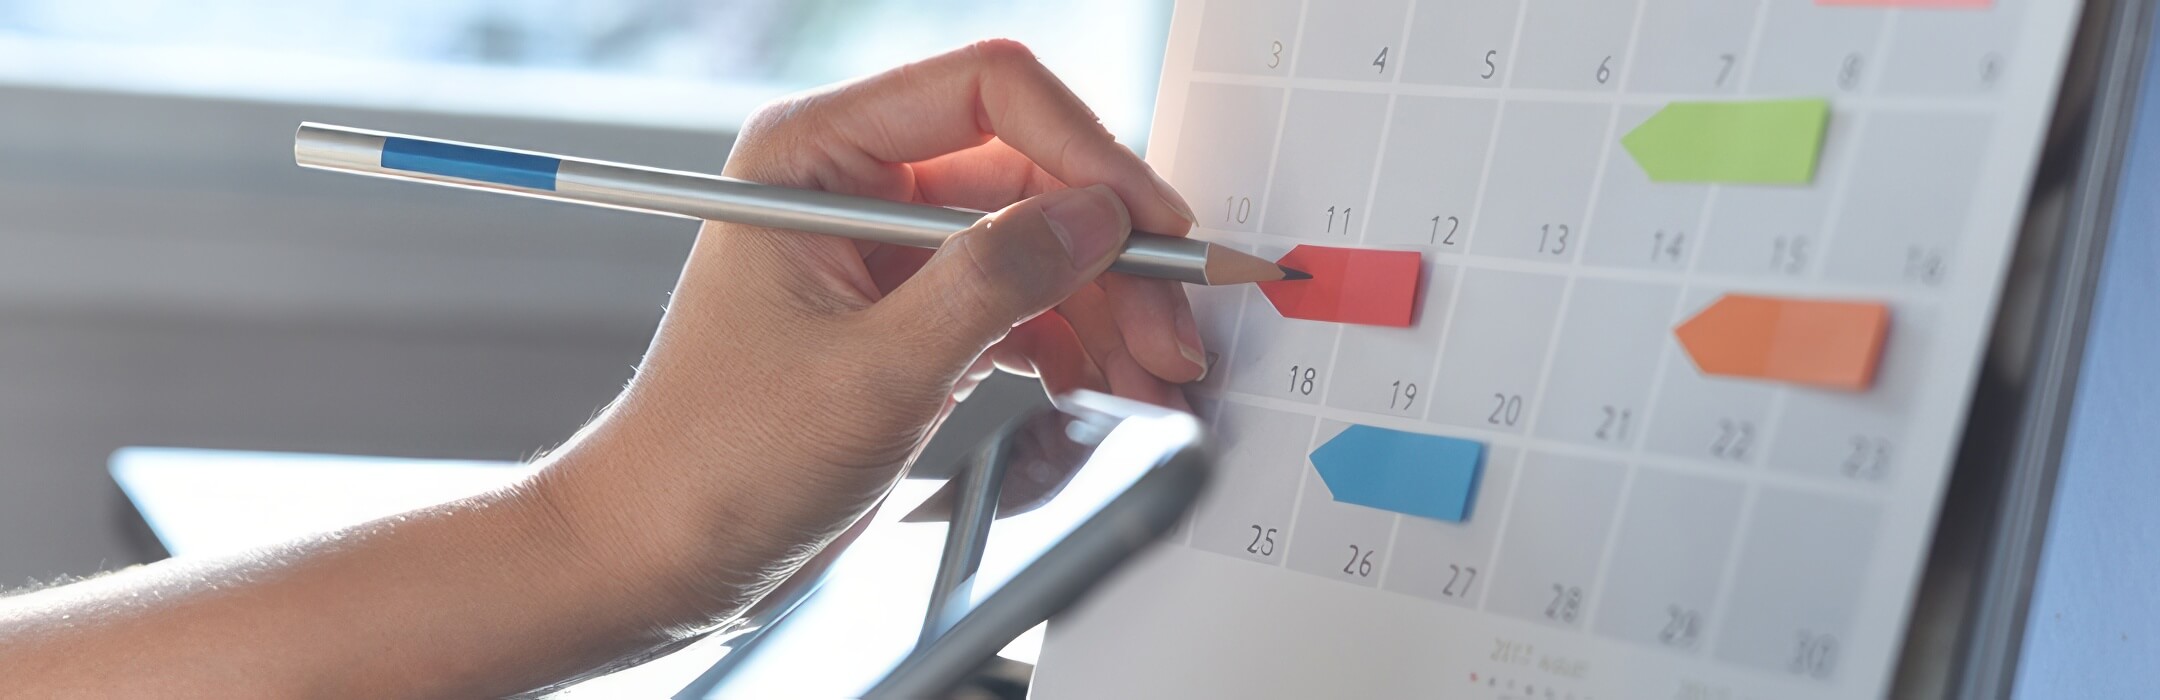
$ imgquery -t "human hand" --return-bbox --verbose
[537,39,1206,622]
[0,40,1209,699]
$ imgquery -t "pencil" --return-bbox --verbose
[293,123,1307,286]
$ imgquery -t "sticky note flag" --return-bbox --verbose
[1310,425,1484,522]
[1257,245,1422,327]
[1675,294,1891,391]
[1622,99,1830,185]
[1817,0,1989,7]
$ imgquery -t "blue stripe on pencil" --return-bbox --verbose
[380,137,562,191]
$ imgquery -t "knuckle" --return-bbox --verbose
[738,92,817,143]
[969,38,1039,68]
[727,95,827,181]
[738,99,792,139]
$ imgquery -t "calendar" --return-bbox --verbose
[1032,1,2079,698]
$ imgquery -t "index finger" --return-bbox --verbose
[804,39,1196,236]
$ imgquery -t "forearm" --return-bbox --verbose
[0,436,772,698]
[0,39,1196,697]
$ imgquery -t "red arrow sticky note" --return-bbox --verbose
[1257,245,1422,327]
[1674,294,1891,391]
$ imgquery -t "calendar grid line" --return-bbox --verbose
[1617,0,1771,494]
[1402,0,1530,430]
[1195,0,1304,416]
[1563,100,1621,268]
[1261,0,1321,573]
[1626,166,1737,471]
[1188,224,1950,306]
[1411,270,1469,427]
[1363,0,1436,591]
[1477,269,1579,624]
[1738,33,1895,484]
[1388,0,1419,88]
[1278,411,1329,571]
[1201,388,1899,505]
[1578,463,1642,638]
[1695,6,1901,665]
[1735,0,1773,96]
[1808,10,1908,289]
[1185,71,2000,112]
[1695,481,1765,659]
[1572,0,1659,640]
[1195,256,1256,430]
[1395,251,1475,593]
[1467,443,1526,611]
[1440,0,1538,623]
[1565,0,1769,649]
[1572,191,1723,651]
[1352,18,1418,586]
[1114,0,2069,692]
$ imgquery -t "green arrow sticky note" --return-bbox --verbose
[1622,99,1830,185]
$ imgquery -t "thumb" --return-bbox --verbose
[870,184,1130,373]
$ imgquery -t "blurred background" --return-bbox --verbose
[0,0,1169,587]
[8,3,2160,698]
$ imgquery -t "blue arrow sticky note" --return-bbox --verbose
[1310,425,1485,522]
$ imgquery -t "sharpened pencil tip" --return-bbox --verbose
[1279,266,1313,281]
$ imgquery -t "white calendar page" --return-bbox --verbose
[1032,1,2082,698]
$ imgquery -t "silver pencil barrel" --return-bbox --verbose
[293,123,1212,284]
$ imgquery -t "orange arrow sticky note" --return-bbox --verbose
[1257,245,1422,327]
[1675,294,1890,391]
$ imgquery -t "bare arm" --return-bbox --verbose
[0,435,721,697]
[0,39,1201,698]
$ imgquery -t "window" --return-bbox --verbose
[0,0,1171,140]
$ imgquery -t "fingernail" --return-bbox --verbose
[1042,184,1129,270]
[1174,306,1207,372]
[1146,165,1199,226]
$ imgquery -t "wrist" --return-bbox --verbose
[511,453,736,632]
[513,402,843,629]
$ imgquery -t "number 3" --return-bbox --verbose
[1268,40,1284,69]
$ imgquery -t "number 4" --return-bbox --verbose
[1373,46,1389,73]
